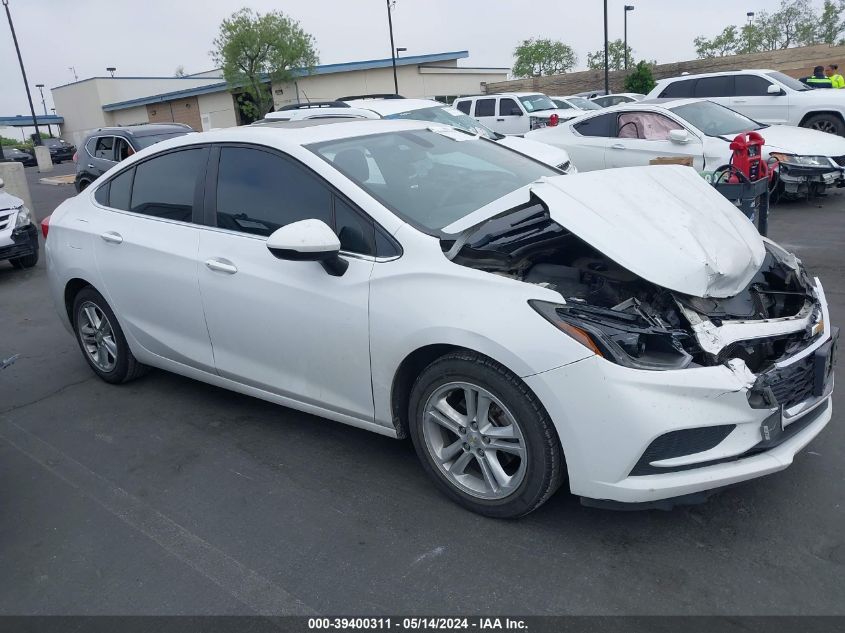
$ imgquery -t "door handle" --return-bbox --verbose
[733,99,748,104]
[610,143,627,150]
[87,164,95,169]
[496,118,505,122]
[205,258,238,274]
[100,231,123,244]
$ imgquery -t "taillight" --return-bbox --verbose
[72,151,77,163]
[549,114,559,127]
[41,215,51,239]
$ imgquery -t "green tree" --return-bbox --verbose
[586,39,635,71]
[512,38,577,77]
[174,65,187,77]
[623,61,656,94]
[817,0,845,45]
[694,25,740,58]
[212,8,319,118]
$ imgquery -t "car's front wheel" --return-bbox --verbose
[9,250,38,269]
[72,287,147,384]
[408,351,564,518]
[803,113,845,136]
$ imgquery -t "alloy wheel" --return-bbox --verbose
[811,120,838,134]
[421,381,527,500]
[77,301,118,372]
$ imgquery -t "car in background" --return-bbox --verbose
[341,96,575,172]
[42,137,76,163]
[264,101,381,121]
[2,146,36,167]
[452,93,574,136]
[591,93,646,107]
[45,120,835,517]
[75,123,193,192]
[646,69,845,135]
[0,177,38,269]
[525,98,845,197]
[548,96,603,116]
[573,90,607,99]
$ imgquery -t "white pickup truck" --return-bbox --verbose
[646,69,845,135]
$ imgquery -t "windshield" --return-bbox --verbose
[308,129,557,232]
[766,71,810,92]
[134,131,189,149]
[385,106,500,140]
[566,97,602,110]
[518,94,557,113]
[670,100,765,136]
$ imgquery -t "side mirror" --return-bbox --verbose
[266,219,348,277]
[668,129,690,144]
[767,84,784,95]
[509,107,523,116]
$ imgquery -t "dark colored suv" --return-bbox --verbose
[75,123,193,192]
[42,138,76,163]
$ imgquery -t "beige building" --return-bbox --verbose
[51,51,507,146]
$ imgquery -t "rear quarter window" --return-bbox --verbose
[573,113,616,137]
[659,79,695,98]
[454,100,471,115]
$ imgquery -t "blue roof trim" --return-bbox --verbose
[101,51,470,112]
[0,114,65,126]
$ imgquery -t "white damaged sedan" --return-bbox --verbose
[45,119,836,517]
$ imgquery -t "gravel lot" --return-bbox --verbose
[1,163,843,615]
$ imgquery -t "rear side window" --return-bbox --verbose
[130,148,207,222]
[694,76,734,98]
[573,113,616,137]
[454,100,471,115]
[735,74,774,96]
[474,98,495,117]
[93,137,115,160]
[215,146,331,236]
[659,79,694,98]
[499,98,520,116]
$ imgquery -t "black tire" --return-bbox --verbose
[9,250,38,269]
[802,113,845,136]
[71,286,147,384]
[408,350,565,518]
[76,179,91,192]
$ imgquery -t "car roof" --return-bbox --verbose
[342,97,447,116]
[657,69,777,83]
[86,123,193,138]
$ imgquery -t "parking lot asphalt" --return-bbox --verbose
[1,164,843,616]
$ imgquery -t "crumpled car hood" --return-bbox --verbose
[443,165,766,298]
[721,124,845,157]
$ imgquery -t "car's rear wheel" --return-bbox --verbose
[76,178,91,192]
[803,113,845,136]
[72,287,147,384]
[9,250,38,269]
[408,351,564,518]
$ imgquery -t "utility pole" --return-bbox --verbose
[624,5,635,70]
[386,0,398,95]
[603,0,609,94]
[3,0,42,144]
[36,83,51,136]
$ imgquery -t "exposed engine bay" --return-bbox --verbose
[443,197,822,373]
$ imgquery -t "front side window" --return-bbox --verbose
[93,137,115,160]
[215,146,331,237]
[114,137,135,162]
[130,148,207,222]
[617,112,683,140]
[735,74,776,96]
[309,129,558,232]
[499,98,520,116]
[474,98,495,117]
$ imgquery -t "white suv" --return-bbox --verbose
[453,93,573,136]
[647,69,845,135]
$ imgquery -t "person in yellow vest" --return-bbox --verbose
[826,64,845,88]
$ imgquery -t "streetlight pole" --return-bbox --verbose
[603,0,609,94]
[2,0,42,145]
[624,5,635,70]
[386,0,398,95]
[36,83,51,136]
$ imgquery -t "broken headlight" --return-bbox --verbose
[530,300,694,370]
[770,153,835,168]
[14,206,32,228]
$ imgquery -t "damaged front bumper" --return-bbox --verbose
[778,163,845,193]
[524,277,835,505]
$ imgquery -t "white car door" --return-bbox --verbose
[606,111,704,170]
[560,112,618,171]
[196,145,375,420]
[89,146,215,371]
[495,97,526,135]
[729,74,790,125]
[472,97,502,133]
